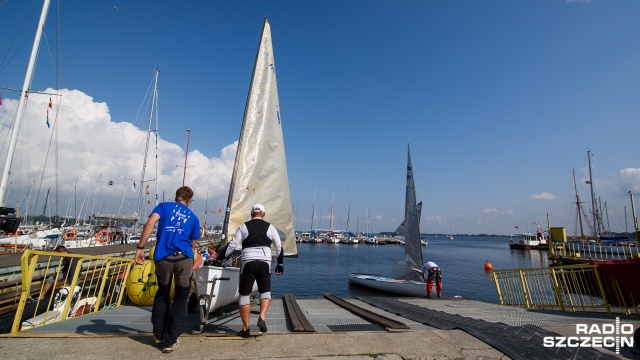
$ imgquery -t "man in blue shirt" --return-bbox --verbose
[135,186,200,353]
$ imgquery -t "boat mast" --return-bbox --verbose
[629,191,640,246]
[41,187,50,218]
[587,149,599,241]
[136,68,159,229]
[310,186,316,235]
[0,0,52,206]
[222,20,270,243]
[572,168,585,240]
[181,129,191,186]
[346,187,352,235]
[329,193,334,232]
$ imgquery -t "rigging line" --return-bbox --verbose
[0,0,37,75]
[0,100,19,159]
[32,96,61,222]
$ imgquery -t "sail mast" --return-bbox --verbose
[182,129,191,186]
[587,149,598,241]
[222,19,270,241]
[221,19,296,256]
[404,144,423,268]
[136,68,159,229]
[572,168,585,240]
[0,0,52,206]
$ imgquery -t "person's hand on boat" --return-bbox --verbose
[275,263,284,275]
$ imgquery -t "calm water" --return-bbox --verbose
[271,236,551,303]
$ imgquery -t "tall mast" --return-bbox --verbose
[136,68,159,227]
[182,129,191,186]
[572,168,585,240]
[0,0,52,206]
[587,149,598,240]
[346,187,352,234]
[310,186,316,234]
[329,192,334,232]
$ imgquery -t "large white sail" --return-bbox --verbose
[223,19,297,256]
[404,144,423,269]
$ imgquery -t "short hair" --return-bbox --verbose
[175,186,194,202]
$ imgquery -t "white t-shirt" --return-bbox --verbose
[422,261,439,275]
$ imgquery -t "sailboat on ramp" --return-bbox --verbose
[348,144,427,297]
[190,19,297,317]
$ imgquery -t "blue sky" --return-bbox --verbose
[1,0,640,235]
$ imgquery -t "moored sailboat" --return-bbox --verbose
[348,144,426,296]
[191,19,297,317]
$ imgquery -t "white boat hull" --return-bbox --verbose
[192,266,257,313]
[348,273,426,297]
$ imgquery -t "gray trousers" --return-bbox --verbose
[151,255,193,346]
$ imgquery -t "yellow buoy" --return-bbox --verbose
[125,246,175,306]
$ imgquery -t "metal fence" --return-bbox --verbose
[492,264,640,317]
[9,249,134,333]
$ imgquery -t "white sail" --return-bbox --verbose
[223,19,297,256]
[404,144,423,269]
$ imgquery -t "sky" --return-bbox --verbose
[1,0,640,236]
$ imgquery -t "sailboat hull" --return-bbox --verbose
[348,273,426,297]
[192,266,257,313]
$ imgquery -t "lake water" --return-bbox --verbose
[271,235,552,303]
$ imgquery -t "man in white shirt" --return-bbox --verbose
[219,204,283,338]
[421,260,442,298]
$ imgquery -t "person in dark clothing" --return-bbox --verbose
[134,186,200,353]
[218,204,283,338]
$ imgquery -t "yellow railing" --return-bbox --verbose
[492,264,640,317]
[558,242,640,261]
[10,249,134,333]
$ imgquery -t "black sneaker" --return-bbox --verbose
[236,329,250,338]
[437,293,442,299]
[425,293,432,298]
[257,317,268,333]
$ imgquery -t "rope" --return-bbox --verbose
[396,270,417,280]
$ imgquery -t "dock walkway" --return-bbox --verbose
[1,295,638,359]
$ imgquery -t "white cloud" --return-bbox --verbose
[0,89,235,218]
[530,192,556,200]
[425,214,445,224]
[482,208,498,215]
[502,209,514,217]
[619,168,640,193]
[374,215,383,222]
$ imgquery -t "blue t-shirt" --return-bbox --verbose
[152,202,201,261]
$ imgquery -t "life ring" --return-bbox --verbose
[62,229,77,241]
[519,240,525,245]
[96,229,111,243]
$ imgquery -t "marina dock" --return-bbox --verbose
[1,295,637,359]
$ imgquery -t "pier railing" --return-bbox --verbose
[491,264,640,317]
[9,249,134,333]
[556,242,639,261]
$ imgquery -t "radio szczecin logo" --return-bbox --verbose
[543,317,634,354]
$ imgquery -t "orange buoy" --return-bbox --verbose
[484,262,493,271]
